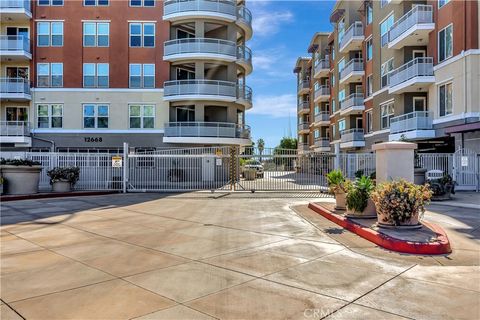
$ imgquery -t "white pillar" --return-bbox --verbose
[372,141,417,184]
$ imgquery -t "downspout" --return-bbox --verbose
[462,0,467,149]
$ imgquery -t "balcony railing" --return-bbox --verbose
[237,84,252,104]
[0,0,31,11]
[389,57,434,88]
[298,122,309,131]
[341,128,364,143]
[390,111,433,134]
[298,143,310,152]
[314,112,329,123]
[164,80,251,104]
[164,38,236,58]
[339,59,363,80]
[298,79,310,92]
[0,35,30,53]
[389,5,433,43]
[164,0,236,18]
[339,21,363,50]
[164,122,250,139]
[298,101,310,113]
[0,121,30,136]
[0,77,30,95]
[314,85,330,100]
[340,93,364,111]
[237,45,252,62]
[237,5,252,28]
[314,57,330,74]
[314,138,330,148]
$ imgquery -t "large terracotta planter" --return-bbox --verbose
[52,180,71,192]
[0,165,42,195]
[377,209,421,229]
[346,198,377,218]
[334,191,346,210]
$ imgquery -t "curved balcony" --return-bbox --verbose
[164,80,252,108]
[163,121,251,145]
[237,5,253,40]
[163,0,237,22]
[164,38,237,62]
[236,45,252,75]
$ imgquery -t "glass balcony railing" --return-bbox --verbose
[164,38,236,57]
[314,85,330,100]
[314,112,329,123]
[314,56,330,74]
[388,5,433,44]
[340,93,364,111]
[389,57,434,88]
[298,122,309,131]
[0,77,30,96]
[0,0,31,11]
[0,121,30,136]
[164,121,250,139]
[390,111,433,134]
[298,79,310,92]
[339,59,363,81]
[0,35,30,53]
[341,128,364,143]
[339,21,363,51]
[298,101,310,113]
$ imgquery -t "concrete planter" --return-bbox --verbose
[52,180,72,193]
[346,198,377,218]
[0,165,42,195]
[377,209,421,229]
[334,191,346,210]
[414,168,427,185]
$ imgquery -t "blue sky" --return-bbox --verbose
[246,0,335,147]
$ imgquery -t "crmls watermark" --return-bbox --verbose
[303,308,336,319]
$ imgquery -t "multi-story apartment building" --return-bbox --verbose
[296,0,480,154]
[0,0,253,152]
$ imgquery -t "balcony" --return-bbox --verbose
[297,79,310,95]
[298,143,310,153]
[388,5,434,49]
[389,111,435,141]
[297,101,310,114]
[0,35,31,61]
[0,0,31,22]
[164,38,236,61]
[164,80,252,108]
[313,85,330,102]
[298,122,310,133]
[340,93,364,115]
[236,45,252,75]
[313,112,330,126]
[339,59,364,84]
[163,1,252,40]
[314,138,330,152]
[0,78,31,101]
[340,128,365,149]
[339,22,364,53]
[388,57,434,94]
[163,121,251,145]
[313,57,330,78]
[0,121,32,146]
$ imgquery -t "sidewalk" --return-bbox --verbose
[429,191,480,210]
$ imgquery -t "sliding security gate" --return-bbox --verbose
[453,148,479,191]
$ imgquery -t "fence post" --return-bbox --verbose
[123,142,129,193]
[334,143,340,170]
[230,146,237,191]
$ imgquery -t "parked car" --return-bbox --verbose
[244,160,264,178]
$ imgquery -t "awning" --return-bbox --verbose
[330,9,345,23]
[444,121,480,134]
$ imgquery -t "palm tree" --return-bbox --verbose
[257,138,265,162]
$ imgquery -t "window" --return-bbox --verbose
[338,18,345,43]
[413,97,426,111]
[83,22,109,47]
[37,22,63,47]
[381,58,394,88]
[338,119,346,133]
[366,110,373,133]
[83,63,109,88]
[338,89,345,103]
[129,105,155,129]
[439,82,453,116]
[37,63,63,87]
[438,0,450,9]
[381,0,391,8]
[130,0,155,6]
[129,64,155,88]
[84,0,109,5]
[331,74,335,86]
[331,47,335,61]
[129,23,155,47]
[438,24,453,63]
[6,107,28,122]
[314,105,319,115]
[338,58,345,73]
[366,38,373,61]
[332,99,336,113]
[332,124,336,137]
[366,75,373,97]
[37,104,63,128]
[366,3,373,24]
[176,106,195,122]
[314,130,320,139]
[381,102,395,129]
[380,14,394,47]
[83,104,109,129]
[38,0,63,5]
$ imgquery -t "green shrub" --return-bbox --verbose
[47,167,80,185]
[326,170,351,193]
[0,158,41,166]
[346,176,375,212]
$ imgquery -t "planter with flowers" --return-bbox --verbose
[326,170,351,210]
[345,176,376,218]
[371,179,432,229]
[428,174,455,201]
[0,159,42,195]
[47,167,80,192]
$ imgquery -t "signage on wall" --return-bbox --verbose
[112,156,123,168]
[461,156,468,167]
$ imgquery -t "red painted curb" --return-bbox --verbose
[0,191,119,202]
[308,202,452,255]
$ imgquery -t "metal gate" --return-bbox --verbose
[453,148,479,191]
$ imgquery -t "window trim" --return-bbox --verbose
[82,104,110,129]
[37,63,63,88]
[128,104,156,129]
[83,63,109,88]
[37,104,63,129]
[38,0,64,6]
[83,0,109,6]
[438,81,453,117]
[129,22,155,47]
[380,101,395,129]
[438,0,450,9]
[83,22,110,47]
[438,23,453,63]
[129,0,155,7]
[366,109,373,133]
[413,96,427,111]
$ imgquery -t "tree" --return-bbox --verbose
[257,138,265,161]
[277,137,297,150]
[273,137,298,169]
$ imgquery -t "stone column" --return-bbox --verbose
[372,141,417,184]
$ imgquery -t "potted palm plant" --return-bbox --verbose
[0,159,42,195]
[371,179,432,229]
[326,170,351,210]
[345,176,376,218]
[47,167,80,192]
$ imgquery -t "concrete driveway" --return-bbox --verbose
[1,193,479,319]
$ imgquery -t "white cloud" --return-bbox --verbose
[251,5,294,37]
[249,94,297,118]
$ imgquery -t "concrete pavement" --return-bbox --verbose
[1,193,479,319]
